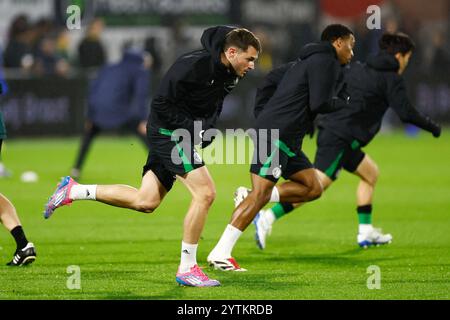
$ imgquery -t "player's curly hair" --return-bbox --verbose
[379,32,416,55]
[224,28,262,53]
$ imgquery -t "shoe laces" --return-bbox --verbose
[371,228,383,236]
[191,265,209,281]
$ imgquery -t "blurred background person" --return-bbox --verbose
[70,45,152,180]
[78,18,106,70]
[3,15,34,71]
[0,45,11,178]
[33,32,70,77]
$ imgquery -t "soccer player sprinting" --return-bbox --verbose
[248,32,441,250]
[207,24,355,271]
[0,56,36,266]
[44,26,261,287]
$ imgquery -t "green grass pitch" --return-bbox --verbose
[0,131,448,299]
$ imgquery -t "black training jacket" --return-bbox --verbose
[255,41,346,140]
[318,51,440,146]
[149,26,239,135]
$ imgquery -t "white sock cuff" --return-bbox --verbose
[226,224,243,236]
[181,241,198,250]
[269,186,280,202]
[70,184,97,200]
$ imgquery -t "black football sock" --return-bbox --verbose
[11,226,29,251]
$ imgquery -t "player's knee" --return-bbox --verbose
[135,199,160,214]
[194,187,216,207]
[203,189,217,206]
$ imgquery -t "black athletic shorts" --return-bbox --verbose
[250,133,313,183]
[142,126,204,191]
[314,128,365,181]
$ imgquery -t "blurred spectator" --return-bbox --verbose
[164,17,196,70]
[0,46,12,178]
[0,46,8,94]
[78,18,106,69]
[56,29,71,61]
[71,47,152,180]
[144,36,163,78]
[253,26,274,74]
[3,15,34,70]
[430,31,450,78]
[33,34,70,77]
[352,17,383,62]
[284,23,316,62]
[31,18,54,55]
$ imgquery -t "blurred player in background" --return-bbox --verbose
[207,24,354,271]
[0,48,36,266]
[71,45,152,180]
[44,26,261,287]
[250,32,441,250]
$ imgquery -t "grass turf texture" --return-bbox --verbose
[0,131,448,299]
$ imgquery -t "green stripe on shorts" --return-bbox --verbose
[324,151,344,178]
[258,139,295,177]
[158,127,193,173]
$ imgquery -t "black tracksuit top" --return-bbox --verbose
[149,26,239,134]
[318,51,439,146]
[254,41,345,140]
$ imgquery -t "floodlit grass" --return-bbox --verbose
[0,131,448,299]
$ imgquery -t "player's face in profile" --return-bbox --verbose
[335,34,355,65]
[396,51,412,75]
[227,46,259,77]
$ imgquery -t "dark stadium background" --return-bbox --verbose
[0,0,448,136]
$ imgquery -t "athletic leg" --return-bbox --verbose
[353,154,379,207]
[207,174,274,270]
[352,154,392,247]
[44,169,168,218]
[174,166,220,286]
[95,170,167,213]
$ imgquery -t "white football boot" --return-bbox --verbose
[253,210,273,250]
[358,227,393,248]
[234,186,251,207]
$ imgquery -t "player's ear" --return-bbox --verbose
[225,46,238,58]
[331,38,340,51]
